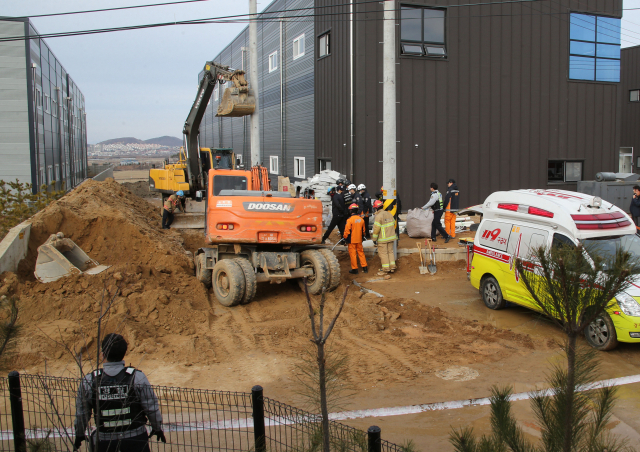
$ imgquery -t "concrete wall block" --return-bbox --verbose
[0,221,31,275]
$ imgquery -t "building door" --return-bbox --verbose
[620,147,633,173]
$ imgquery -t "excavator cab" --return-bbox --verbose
[217,72,256,117]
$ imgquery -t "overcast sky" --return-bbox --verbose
[4,0,640,144]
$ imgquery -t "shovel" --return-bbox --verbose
[417,242,429,274]
[426,239,437,275]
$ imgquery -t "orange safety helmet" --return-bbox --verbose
[373,199,383,210]
[348,203,359,210]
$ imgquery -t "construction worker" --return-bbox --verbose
[443,179,460,239]
[322,185,347,244]
[356,184,372,239]
[372,199,398,275]
[74,333,165,452]
[422,183,451,243]
[631,185,640,227]
[162,190,184,229]
[344,203,368,274]
[344,184,356,207]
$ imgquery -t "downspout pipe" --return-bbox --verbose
[280,19,285,176]
[382,0,396,200]
[349,0,354,181]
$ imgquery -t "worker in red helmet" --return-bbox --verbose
[344,203,368,274]
[372,199,397,274]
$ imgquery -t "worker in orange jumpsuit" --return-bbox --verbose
[344,203,368,274]
[443,179,460,239]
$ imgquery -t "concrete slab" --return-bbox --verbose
[0,220,30,274]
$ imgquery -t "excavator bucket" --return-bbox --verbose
[168,199,205,229]
[217,88,256,117]
[35,233,110,283]
[216,71,256,117]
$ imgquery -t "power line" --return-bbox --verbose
[1,0,639,46]
[10,0,214,20]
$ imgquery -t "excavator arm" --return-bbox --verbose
[183,61,255,196]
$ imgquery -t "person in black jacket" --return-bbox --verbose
[630,185,640,227]
[442,179,460,238]
[322,185,348,244]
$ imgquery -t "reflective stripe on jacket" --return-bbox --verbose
[372,210,397,243]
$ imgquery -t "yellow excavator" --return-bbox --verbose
[149,61,255,228]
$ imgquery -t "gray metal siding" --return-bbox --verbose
[316,0,622,209]
[621,46,640,158]
[0,20,31,184]
[200,0,314,183]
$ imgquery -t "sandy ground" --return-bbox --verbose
[2,182,640,450]
[113,169,149,182]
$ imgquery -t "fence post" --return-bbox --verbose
[368,425,381,452]
[8,371,26,452]
[252,385,266,452]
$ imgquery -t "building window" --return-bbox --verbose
[569,13,621,82]
[269,51,278,72]
[631,90,640,102]
[548,160,583,183]
[270,156,279,174]
[293,34,305,59]
[52,99,58,117]
[54,164,60,181]
[400,6,446,57]
[44,94,51,113]
[236,154,243,166]
[47,165,53,184]
[36,88,42,109]
[319,33,330,58]
[318,159,331,171]
[294,157,305,178]
[214,86,219,101]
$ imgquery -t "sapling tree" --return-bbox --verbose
[303,283,349,452]
[515,242,640,452]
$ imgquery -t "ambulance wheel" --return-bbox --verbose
[585,314,618,351]
[298,250,330,295]
[195,254,212,288]
[212,260,245,307]
[481,276,506,310]
[319,249,341,292]
[234,258,257,305]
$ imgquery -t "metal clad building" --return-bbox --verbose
[621,45,640,173]
[0,17,88,193]
[200,0,315,183]
[316,0,623,208]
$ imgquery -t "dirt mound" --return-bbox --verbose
[122,181,158,199]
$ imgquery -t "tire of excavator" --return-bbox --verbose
[298,250,330,295]
[212,260,246,307]
[318,248,341,292]
[234,258,257,305]
[195,254,212,288]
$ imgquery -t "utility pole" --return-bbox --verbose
[249,0,261,166]
[382,0,396,200]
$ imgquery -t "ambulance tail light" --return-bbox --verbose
[528,207,554,218]
[497,203,519,212]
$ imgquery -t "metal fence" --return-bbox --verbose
[0,372,403,452]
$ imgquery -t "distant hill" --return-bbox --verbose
[99,137,143,145]
[98,136,181,146]
[144,136,182,146]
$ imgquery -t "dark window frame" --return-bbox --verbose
[630,89,640,102]
[547,159,584,184]
[568,12,621,83]
[318,31,331,59]
[400,4,447,59]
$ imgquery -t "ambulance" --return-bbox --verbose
[467,189,640,351]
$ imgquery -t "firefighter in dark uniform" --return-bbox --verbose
[322,185,348,244]
[74,334,165,452]
[356,184,372,239]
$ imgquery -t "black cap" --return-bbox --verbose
[448,178,456,184]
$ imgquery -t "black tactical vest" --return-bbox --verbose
[90,367,147,433]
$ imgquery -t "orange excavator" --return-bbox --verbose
[161,62,340,305]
